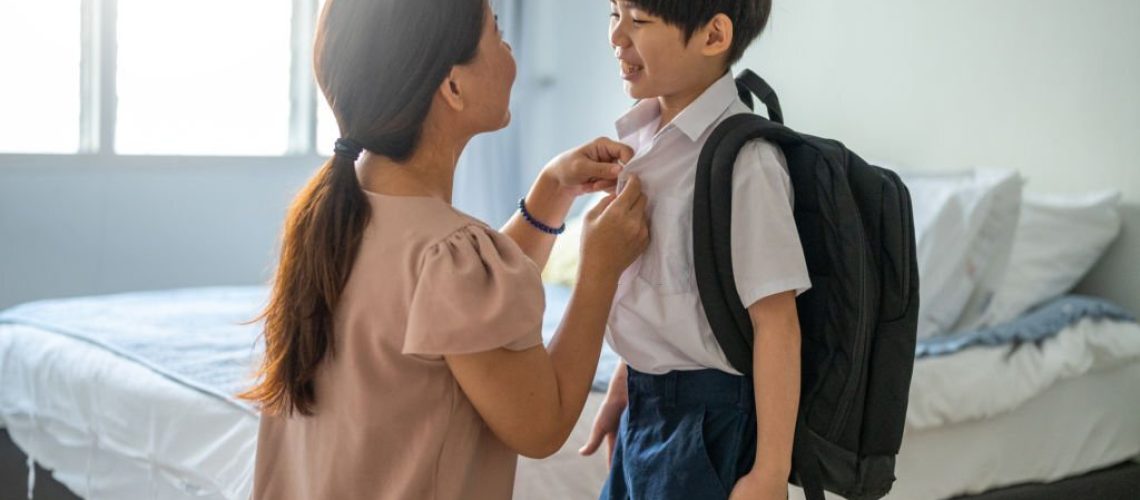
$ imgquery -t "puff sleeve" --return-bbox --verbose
[403,225,546,356]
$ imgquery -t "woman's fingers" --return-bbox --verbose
[587,193,618,219]
[583,161,623,181]
[611,175,642,212]
[588,179,618,194]
[588,137,634,165]
[629,189,648,215]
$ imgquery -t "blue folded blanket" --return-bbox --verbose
[0,287,266,413]
[914,295,1136,358]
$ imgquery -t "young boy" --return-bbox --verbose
[578,2,811,499]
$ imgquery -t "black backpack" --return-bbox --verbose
[693,70,919,500]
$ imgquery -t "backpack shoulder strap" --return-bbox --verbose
[736,69,784,124]
[693,113,798,376]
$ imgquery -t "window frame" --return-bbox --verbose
[0,0,327,164]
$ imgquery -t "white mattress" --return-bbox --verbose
[0,324,257,500]
[3,319,1139,500]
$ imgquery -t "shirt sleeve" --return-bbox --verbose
[403,224,545,356]
[730,139,813,309]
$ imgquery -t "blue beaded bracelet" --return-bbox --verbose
[518,197,566,235]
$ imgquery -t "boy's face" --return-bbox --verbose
[609,1,720,100]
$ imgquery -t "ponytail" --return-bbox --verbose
[241,148,370,416]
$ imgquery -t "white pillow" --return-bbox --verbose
[900,169,1023,339]
[970,190,1123,328]
[542,214,584,286]
[541,193,605,286]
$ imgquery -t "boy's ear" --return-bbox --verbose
[438,67,466,112]
[698,13,734,60]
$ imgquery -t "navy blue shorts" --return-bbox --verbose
[600,367,757,500]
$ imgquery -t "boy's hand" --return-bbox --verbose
[729,471,789,500]
[577,389,627,467]
[579,362,629,467]
[541,137,634,197]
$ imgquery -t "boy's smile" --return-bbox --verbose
[619,58,644,83]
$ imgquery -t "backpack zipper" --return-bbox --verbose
[826,155,872,442]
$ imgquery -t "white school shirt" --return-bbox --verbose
[607,72,812,376]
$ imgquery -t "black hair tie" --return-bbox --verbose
[334,138,365,161]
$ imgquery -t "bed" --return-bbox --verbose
[1,282,1138,500]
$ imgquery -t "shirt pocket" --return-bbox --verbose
[637,195,694,295]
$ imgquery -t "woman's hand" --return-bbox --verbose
[579,175,649,282]
[541,137,634,197]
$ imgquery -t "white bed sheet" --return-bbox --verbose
[0,324,257,500]
[3,320,1139,500]
[906,317,1140,430]
[791,360,1140,499]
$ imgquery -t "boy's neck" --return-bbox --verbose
[655,70,729,134]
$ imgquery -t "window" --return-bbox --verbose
[115,0,293,155]
[0,1,82,154]
[0,0,324,157]
[315,0,337,155]
[316,97,339,156]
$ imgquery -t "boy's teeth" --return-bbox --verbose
[622,61,642,74]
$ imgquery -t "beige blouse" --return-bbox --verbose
[253,192,545,500]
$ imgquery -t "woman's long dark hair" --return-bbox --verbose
[242,0,485,416]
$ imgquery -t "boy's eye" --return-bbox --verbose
[610,13,649,25]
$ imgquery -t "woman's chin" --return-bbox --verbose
[491,110,512,131]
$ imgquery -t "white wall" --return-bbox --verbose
[0,156,314,309]
[743,0,1140,197]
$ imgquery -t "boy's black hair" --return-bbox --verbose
[624,0,772,65]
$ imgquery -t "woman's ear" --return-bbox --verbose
[700,13,733,59]
[438,67,466,112]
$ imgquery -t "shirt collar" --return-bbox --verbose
[614,71,739,143]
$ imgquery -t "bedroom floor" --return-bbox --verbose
[1,429,81,500]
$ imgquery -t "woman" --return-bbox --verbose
[241,0,650,499]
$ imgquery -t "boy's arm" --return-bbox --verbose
[732,290,801,498]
